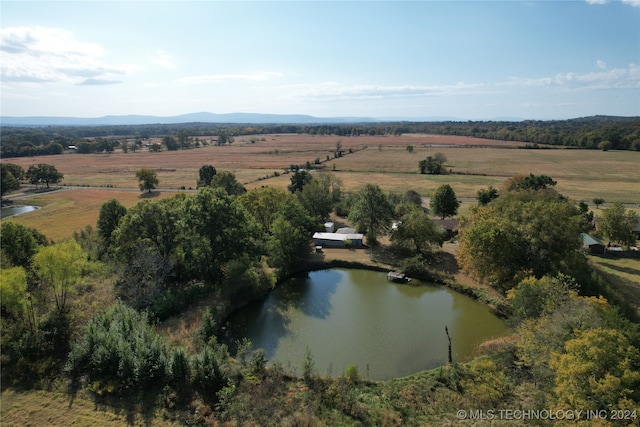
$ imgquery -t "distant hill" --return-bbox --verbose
[0,112,381,126]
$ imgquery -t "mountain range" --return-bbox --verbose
[0,112,386,126]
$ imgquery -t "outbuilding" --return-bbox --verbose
[431,219,460,240]
[581,233,606,255]
[312,231,364,248]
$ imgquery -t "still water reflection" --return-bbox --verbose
[225,268,508,380]
[0,205,39,219]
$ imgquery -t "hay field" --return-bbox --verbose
[5,134,637,201]
[3,133,639,242]
[4,189,174,242]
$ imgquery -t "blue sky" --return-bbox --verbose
[1,1,639,120]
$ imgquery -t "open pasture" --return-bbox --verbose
[4,189,174,242]
[329,143,640,201]
[3,133,639,242]
[2,133,519,191]
[4,133,637,202]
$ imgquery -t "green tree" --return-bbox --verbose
[135,168,159,193]
[598,202,638,248]
[111,195,185,274]
[266,216,311,276]
[390,206,445,255]
[348,183,394,245]
[457,191,584,292]
[419,153,447,174]
[418,159,428,174]
[1,163,23,198]
[476,186,498,206]
[240,187,292,232]
[592,197,605,209]
[97,199,127,247]
[503,173,557,192]
[181,187,261,282]
[33,240,87,313]
[550,328,640,411]
[599,140,612,151]
[26,163,63,188]
[0,222,46,268]
[0,266,29,319]
[507,275,573,322]
[197,164,217,187]
[515,292,609,385]
[430,184,460,219]
[288,169,313,193]
[297,173,342,224]
[217,130,234,146]
[209,171,246,195]
[163,136,179,151]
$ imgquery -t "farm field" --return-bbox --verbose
[590,255,640,317]
[4,133,639,201]
[3,133,639,242]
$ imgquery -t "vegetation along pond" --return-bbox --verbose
[225,268,508,381]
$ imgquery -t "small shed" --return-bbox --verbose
[324,222,335,233]
[431,219,460,240]
[581,233,606,254]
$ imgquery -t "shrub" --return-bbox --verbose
[344,364,359,381]
[66,303,170,394]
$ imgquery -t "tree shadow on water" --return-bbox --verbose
[279,269,340,320]
[224,270,340,360]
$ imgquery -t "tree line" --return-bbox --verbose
[2,115,639,158]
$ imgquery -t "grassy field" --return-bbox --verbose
[2,133,639,242]
[0,388,178,427]
[590,254,640,317]
[4,133,638,200]
[3,189,174,242]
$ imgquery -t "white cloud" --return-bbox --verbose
[597,60,607,69]
[178,72,283,84]
[284,81,495,102]
[78,78,122,86]
[587,0,640,6]
[0,26,129,85]
[505,64,640,89]
[151,49,176,69]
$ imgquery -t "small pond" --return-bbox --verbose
[0,205,39,219]
[224,268,508,380]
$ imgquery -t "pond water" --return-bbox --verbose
[224,268,508,380]
[0,205,39,219]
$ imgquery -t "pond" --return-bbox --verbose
[224,268,508,381]
[0,205,39,219]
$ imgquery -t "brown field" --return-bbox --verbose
[3,133,639,241]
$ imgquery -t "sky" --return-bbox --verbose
[1,1,639,120]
